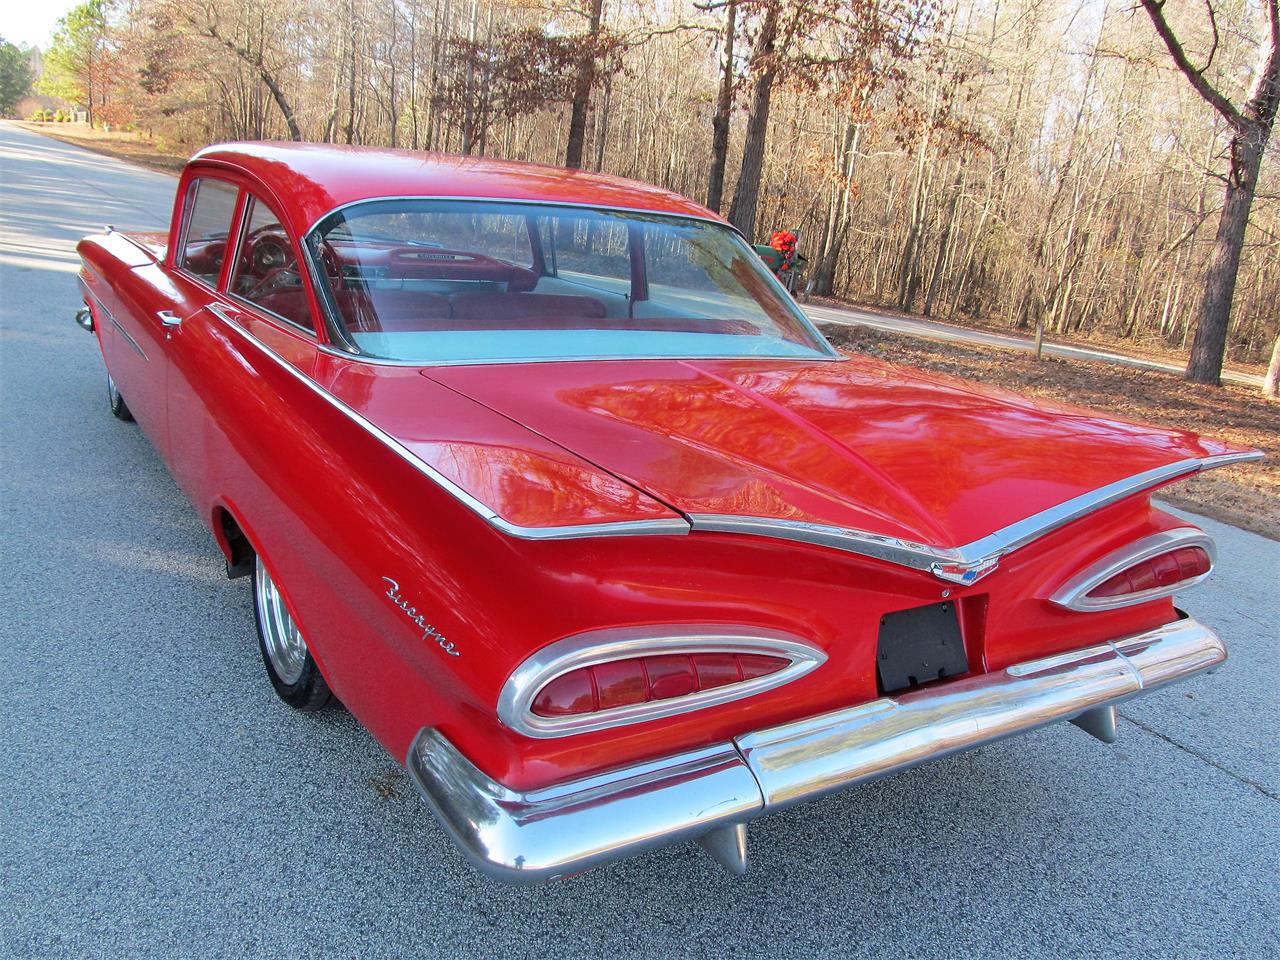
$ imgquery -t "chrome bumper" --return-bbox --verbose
[407,616,1225,882]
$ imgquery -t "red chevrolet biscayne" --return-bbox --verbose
[75,142,1260,882]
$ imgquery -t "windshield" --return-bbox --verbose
[306,199,836,364]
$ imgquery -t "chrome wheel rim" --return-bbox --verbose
[254,562,309,684]
[107,373,121,406]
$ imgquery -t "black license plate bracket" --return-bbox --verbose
[876,601,969,694]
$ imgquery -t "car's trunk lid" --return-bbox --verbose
[424,355,1244,549]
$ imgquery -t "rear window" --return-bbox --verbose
[306,199,835,365]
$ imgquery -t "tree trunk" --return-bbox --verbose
[1186,132,1267,384]
[1264,333,1280,398]
[564,0,604,169]
[812,116,860,296]
[923,171,962,317]
[201,23,304,141]
[593,72,613,171]
[705,1,736,212]
[344,0,357,144]
[726,3,778,241]
[461,0,479,154]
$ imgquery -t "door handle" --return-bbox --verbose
[157,310,183,327]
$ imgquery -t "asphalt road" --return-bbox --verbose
[2,121,1278,960]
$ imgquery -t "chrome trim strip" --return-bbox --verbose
[204,303,690,541]
[408,616,1225,882]
[1198,450,1265,469]
[688,515,961,572]
[307,195,732,241]
[314,344,848,369]
[109,314,148,359]
[691,452,1260,582]
[408,731,763,883]
[957,459,1203,560]
[1049,528,1217,612]
[81,281,149,361]
[497,626,827,738]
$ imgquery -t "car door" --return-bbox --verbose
[82,235,168,447]
[117,176,243,468]
[165,187,323,508]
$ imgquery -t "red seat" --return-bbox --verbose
[253,288,315,330]
[338,289,451,332]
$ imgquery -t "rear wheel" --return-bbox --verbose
[253,558,332,711]
[107,373,133,422]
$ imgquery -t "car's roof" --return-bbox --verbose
[189,142,721,235]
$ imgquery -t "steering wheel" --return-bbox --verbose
[240,225,295,274]
[244,266,301,302]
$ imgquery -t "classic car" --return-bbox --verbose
[75,142,1260,883]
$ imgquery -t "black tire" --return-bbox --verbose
[107,373,134,422]
[252,557,332,711]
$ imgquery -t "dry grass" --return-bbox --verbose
[15,121,189,174]
[822,324,1278,540]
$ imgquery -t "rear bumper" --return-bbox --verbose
[407,616,1225,882]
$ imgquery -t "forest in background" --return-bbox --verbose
[26,0,1280,381]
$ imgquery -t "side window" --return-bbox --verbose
[179,178,240,285]
[540,216,630,283]
[228,195,314,332]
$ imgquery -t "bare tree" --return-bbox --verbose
[1265,333,1280,398]
[1139,0,1280,386]
[179,0,304,140]
[706,0,737,212]
[94,0,1280,375]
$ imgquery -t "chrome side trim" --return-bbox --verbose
[497,626,827,738]
[1198,450,1265,469]
[109,314,148,360]
[736,616,1224,810]
[688,515,963,573]
[80,278,148,360]
[307,195,732,242]
[407,731,763,883]
[313,345,848,369]
[408,616,1225,882]
[691,452,1260,582]
[204,303,690,541]
[1049,528,1217,612]
[957,458,1203,560]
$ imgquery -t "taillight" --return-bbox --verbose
[1051,529,1216,612]
[1086,546,1211,599]
[531,652,790,717]
[498,628,826,738]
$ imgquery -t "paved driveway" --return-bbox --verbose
[1,122,1277,959]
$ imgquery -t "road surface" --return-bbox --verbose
[804,303,1266,390]
[2,121,1277,959]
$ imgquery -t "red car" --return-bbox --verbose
[75,143,1259,882]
